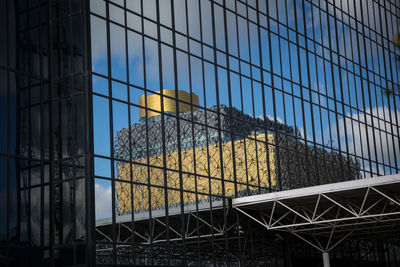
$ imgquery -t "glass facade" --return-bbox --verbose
[90,0,400,265]
[1,0,400,266]
[0,0,93,266]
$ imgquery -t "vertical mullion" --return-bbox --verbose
[84,0,96,264]
[202,0,218,262]
[122,0,137,263]
[318,9,331,185]
[68,0,78,262]
[222,1,239,199]
[358,0,378,176]
[185,1,202,263]
[282,0,298,187]
[38,1,45,264]
[376,0,393,172]
[293,0,311,188]
[104,1,117,264]
[382,0,399,172]
[351,0,369,177]
[210,2,230,264]
[139,0,155,262]
[255,0,273,195]
[234,0,250,192]
[368,2,383,175]
[245,1,262,193]
[308,2,323,185]
[333,1,350,181]
[156,0,172,263]
[198,0,216,262]
[170,0,187,264]
[266,0,284,190]
[47,0,55,264]
[344,10,363,180]
[368,2,386,173]
[5,0,11,263]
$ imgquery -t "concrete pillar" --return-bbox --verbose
[322,252,330,267]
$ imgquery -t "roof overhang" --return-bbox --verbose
[232,174,400,252]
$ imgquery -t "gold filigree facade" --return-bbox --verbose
[116,134,276,213]
[138,90,199,119]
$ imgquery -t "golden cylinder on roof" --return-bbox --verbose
[139,90,199,119]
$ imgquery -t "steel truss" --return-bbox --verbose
[96,211,238,245]
[233,174,400,265]
[95,204,240,265]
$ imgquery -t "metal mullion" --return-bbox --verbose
[367,5,384,176]
[122,0,136,262]
[358,0,378,176]
[332,2,352,181]
[156,0,171,263]
[245,0,262,193]
[222,0,243,261]
[138,0,155,262]
[295,0,312,188]
[104,1,117,264]
[382,0,399,172]
[368,20,386,175]
[46,0,56,264]
[317,9,333,185]
[318,67,329,183]
[234,0,251,193]
[198,0,216,261]
[345,16,365,179]
[170,0,187,263]
[38,1,45,263]
[5,0,11,262]
[56,1,65,249]
[327,0,348,182]
[84,2,96,257]
[210,2,230,264]
[222,0,239,199]
[376,0,395,172]
[271,0,286,190]
[255,0,273,195]
[68,3,79,263]
[25,0,33,247]
[350,5,370,175]
[185,1,202,263]
[281,0,298,187]
[308,2,326,185]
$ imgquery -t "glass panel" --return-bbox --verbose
[144,37,160,90]
[161,44,175,90]
[128,30,144,87]
[95,178,112,221]
[93,95,110,156]
[91,16,108,75]
[110,23,127,81]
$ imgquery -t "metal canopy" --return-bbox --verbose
[232,174,400,254]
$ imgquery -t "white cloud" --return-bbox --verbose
[95,182,112,219]
[337,106,400,175]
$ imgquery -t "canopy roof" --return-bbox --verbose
[232,174,400,252]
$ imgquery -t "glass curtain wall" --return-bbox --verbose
[90,0,400,265]
[0,0,93,266]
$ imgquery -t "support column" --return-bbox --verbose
[322,252,330,267]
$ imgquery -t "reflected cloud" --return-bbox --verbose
[338,106,400,175]
[95,183,112,219]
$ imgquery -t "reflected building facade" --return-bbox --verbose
[115,90,360,214]
[1,0,400,266]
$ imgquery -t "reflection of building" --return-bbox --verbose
[115,90,360,214]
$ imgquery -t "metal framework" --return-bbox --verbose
[233,174,400,265]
